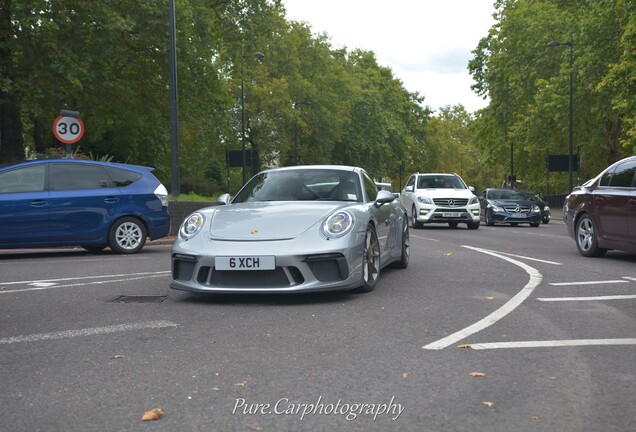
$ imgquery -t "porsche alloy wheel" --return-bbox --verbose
[392,217,410,269]
[575,214,607,257]
[358,225,381,292]
[109,217,147,254]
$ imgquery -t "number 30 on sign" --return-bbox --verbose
[52,116,84,144]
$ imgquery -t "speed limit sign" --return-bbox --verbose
[52,115,84,144]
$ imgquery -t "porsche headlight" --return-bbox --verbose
[180,212,205,239]
[321,211,354,239]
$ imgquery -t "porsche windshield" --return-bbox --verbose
[232,169,362,203]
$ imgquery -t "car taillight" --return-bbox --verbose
[154,184,169,207]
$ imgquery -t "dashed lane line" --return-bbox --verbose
[490,251,561,266]
[542,277,636,301]
[0,320,178,345]
[549,280,629,286]
[469,339,636,350]
[0,271,171,294]
[538,295,636,302]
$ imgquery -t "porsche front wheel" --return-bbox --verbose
[391,217,410,269]
[357,225,381,292]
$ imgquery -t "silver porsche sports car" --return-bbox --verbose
[170,165,410,294]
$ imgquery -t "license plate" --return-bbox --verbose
[510,213,526,218]
[216,256,275,270]
[442,212,462,218]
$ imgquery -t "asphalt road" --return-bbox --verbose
[0,215,634,432]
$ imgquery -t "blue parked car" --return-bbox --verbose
[0,159,170,254]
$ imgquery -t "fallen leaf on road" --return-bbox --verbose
[458,344,472,349]
[548,376,558,380]
[482,401,494,407]
[402,372,409,379]
[443,252,453,256]
[532,416,541,421]
[234,380,249,387]
[141,408,164,421]
[485,296,495,300]
[469,372,486,377]
[110,354,125,359]
[246,424,263,431]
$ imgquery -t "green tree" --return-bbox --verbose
[470,0,635,193]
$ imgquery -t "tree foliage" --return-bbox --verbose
[2,0,634,197]
[470,0,636,193]
[0,0,432,194]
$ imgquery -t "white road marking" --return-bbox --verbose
[423,246,542,350]
[0,271,170,286]
[549,280,629,286]
[537,295,636,302]
[489,251,561,265]
[0,271,170,294]
[469,339,636,350]
[0,320,178,345]
[511,230,565,238]
[624,277,636,282]
[411,235,439,242]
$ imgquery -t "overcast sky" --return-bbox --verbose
[282,0,496,113]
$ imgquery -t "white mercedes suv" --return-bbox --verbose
[400,172,480,229]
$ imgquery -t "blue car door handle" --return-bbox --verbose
[30,199,48,207]
[104,197,120,204]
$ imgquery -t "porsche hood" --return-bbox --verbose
[206,202,348,241]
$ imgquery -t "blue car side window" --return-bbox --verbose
[50,163,113,190]
[0,165,46,193]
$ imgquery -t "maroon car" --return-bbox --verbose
[564,155,636,257]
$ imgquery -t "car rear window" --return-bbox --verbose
[103,166,143,187]
[50,163,112,190]
[608,160,636,187]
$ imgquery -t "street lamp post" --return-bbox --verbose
[547,33,574,193]
[168,0,179,196]
[241,50,264,185]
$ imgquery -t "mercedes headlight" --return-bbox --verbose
[180,212,205,239]
[417,196,433,205]
[322,211,355,239]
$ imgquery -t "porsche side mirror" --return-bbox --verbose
[374,190,395,207]
[217,193,231,205]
